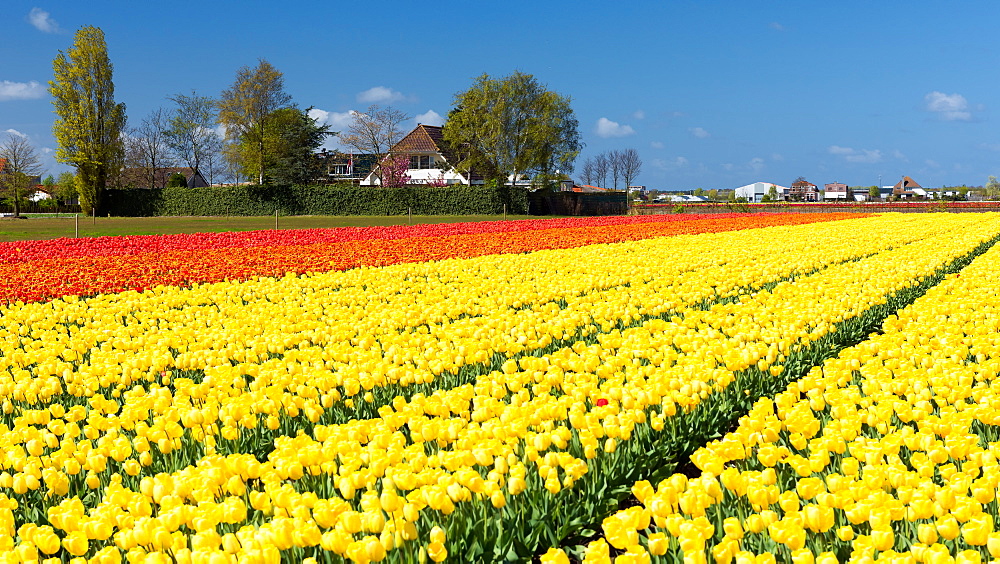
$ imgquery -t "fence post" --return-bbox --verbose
[75,214,79,238]
[275,209,278,230]
[503,204,507,222]
[408,207,411,225]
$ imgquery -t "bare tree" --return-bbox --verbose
[580,157,596,186]
[340,104,410,182]
[594,152,609,189]
[608,149,623,190]
[167,92,222,184]
[619,148,642,191]
[125,107,172,188]
[0,133,45,217]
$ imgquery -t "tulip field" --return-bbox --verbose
[3,212,1000,564]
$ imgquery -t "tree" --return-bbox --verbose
[444,71,582,186]
[166,93,220,185]
[217,59,293,184]
[579,156,596,186]
[246,107,331,185]
[608,149,623,190]
[0,134,46,217]
[381,154,411,188]
[340,105,410,183]
[49,26,126,215]
[55,171,78,203]
[619,148,642,192]
[230,107,331,185]
[868,185,880,201]
[122,107,173,188]
[42,175,56,195]
[708,189,719,201]
[167,172,187,187]
[986,176,1000,200]
[594,152,609,189]
[767,185,778,201]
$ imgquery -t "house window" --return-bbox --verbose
[410,155,434,169]
[331,164,349,175]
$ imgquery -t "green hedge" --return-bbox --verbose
[101,184,530,216]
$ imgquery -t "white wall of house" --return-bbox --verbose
[361,154,473,186]
[824,191,849,200]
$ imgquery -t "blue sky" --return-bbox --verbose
[2,0,999,190]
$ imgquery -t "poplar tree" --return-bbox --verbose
[49,26,126,216]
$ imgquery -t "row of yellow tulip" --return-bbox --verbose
[3,215,994,562]
[0,214,942,456]
[583,224,1000,562]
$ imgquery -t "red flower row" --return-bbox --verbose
[0,213,865,305]
[2,214,758,265]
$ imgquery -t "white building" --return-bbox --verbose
[734,182,789,203]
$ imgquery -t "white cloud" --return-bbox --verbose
[0,80,45,101]
[689,127,710,139]
[847,149,883,164]
[595,117,635,138]
[925,159,940,168]
[749,157,765,172]
[415,109,444,126]
[827,145,883,164]
[653,156,688,170]
[924,91,972,121]
[892,149,908,162]
[771,153,784,161]
[3,128,28,139]
[308,108,356,130]
[650,141,664,149]
[632,110,645,120]
[357,86,407,104]
[769,22,785,31]
[28,8,60,33]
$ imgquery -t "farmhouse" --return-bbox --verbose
[893,176,923,199]
[788,178,820,202]
[361,124,481,186]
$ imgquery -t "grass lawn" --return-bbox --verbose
[0,214,541,243]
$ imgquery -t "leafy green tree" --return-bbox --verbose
[55,171,78,203]
[217,59,293,185]
[235,107,330,185]
[0,133,45,218]
[49,26,126,215]
[986,176,1000,200]
[167,172,188,187]
[767,185,778,201]
[868,185,880,201]
[708,189,718,201]
[41,175,56,200]
[444,71,581,185]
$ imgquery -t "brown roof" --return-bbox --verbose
[790,179,817,189]
[893,176,922,189]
